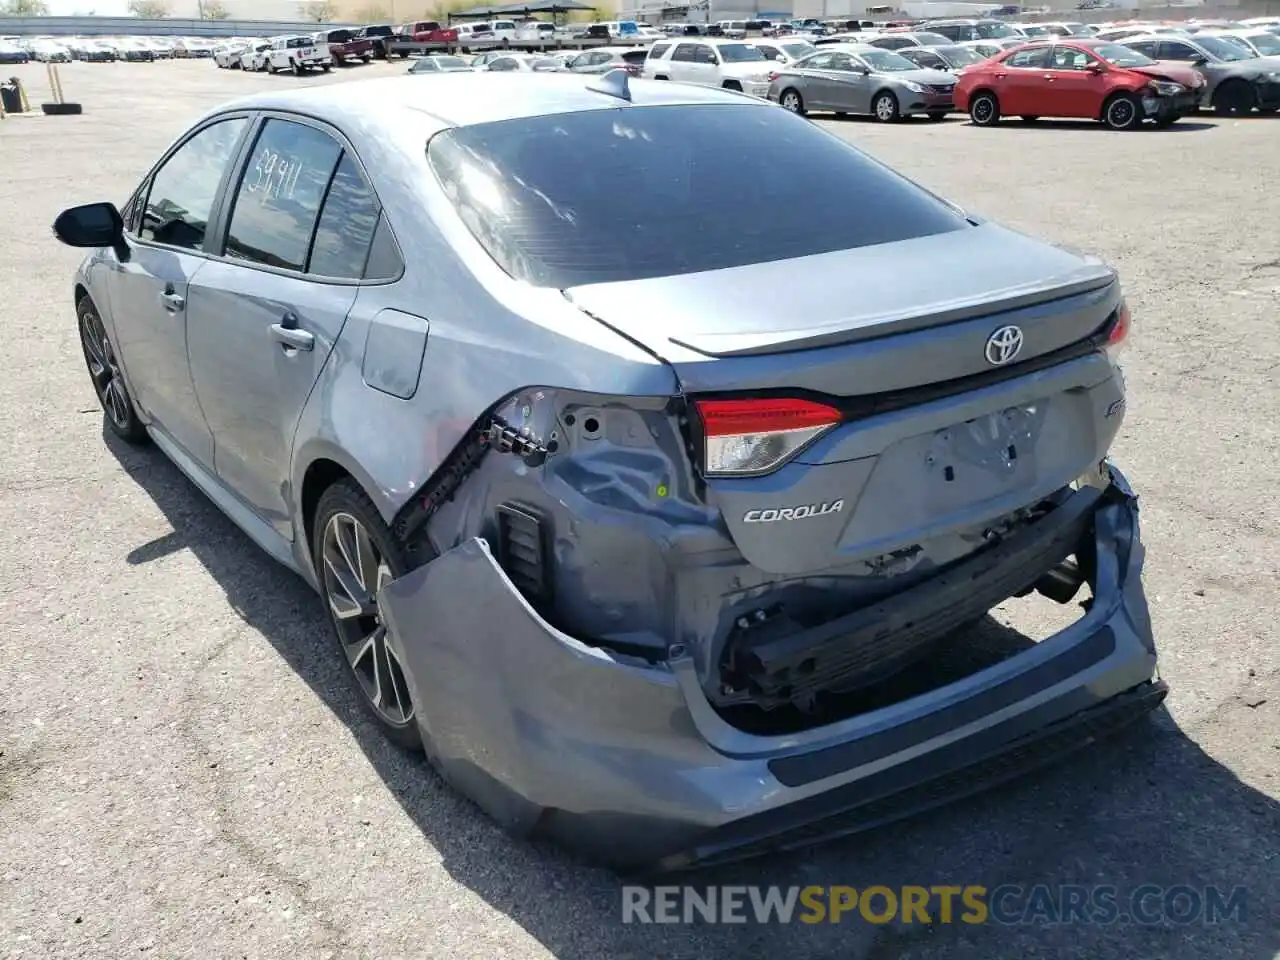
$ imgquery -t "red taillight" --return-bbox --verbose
[768,70,781,81]
[694,397,843,476]
[1107,302,1131,347]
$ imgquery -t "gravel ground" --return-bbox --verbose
[0,60,1276,960]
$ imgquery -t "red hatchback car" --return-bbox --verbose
[954,39,1205,129]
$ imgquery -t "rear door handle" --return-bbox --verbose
[269,321,314,351]
[160,291,185,312]
[994,73,1006,79]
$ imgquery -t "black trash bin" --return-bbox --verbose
[0,79,22,114]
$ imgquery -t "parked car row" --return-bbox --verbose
[0,35,228,62]
[764,32,1280,129]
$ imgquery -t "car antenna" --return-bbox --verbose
[586,68,632,102]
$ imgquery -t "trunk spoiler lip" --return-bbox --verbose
[664,268,1118,358]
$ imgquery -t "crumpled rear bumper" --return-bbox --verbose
[378,463,1162,873]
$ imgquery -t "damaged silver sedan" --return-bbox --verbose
[55,71,1164,872]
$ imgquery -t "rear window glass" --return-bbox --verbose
[427,104,968,288]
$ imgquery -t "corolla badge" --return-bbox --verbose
[743,500,844,523]
[985,325,1024,366]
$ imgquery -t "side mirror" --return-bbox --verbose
[855,64,870,74]
[53,202,124,249]
[1192,55,1208,65]
[1086,63,1104,74]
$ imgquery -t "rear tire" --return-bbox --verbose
[872,90,899,122]
[779,87,804,114]
[313,479,424,753]
[1102,92,1142,130]
[969,90,1000,126]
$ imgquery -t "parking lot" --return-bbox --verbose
[0,57,1277,960]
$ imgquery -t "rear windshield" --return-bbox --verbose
[427,104,968,288]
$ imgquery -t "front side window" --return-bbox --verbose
[140,117,248,251]
[648,42,670,58]
[694,45,718,63]
[1192,36,1253,60]
[223,119,342,271]
[427,103,969,289]
[1047,45,1098,69]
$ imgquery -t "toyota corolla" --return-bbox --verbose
[54,71,1163,872]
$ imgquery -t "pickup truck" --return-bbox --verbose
[317,28,375,65]
[385,20,460,56]
[266,35,332,74]
[355,23,395,58]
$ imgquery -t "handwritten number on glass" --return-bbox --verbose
[247,148,303,204]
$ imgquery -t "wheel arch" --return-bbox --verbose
[292,442,392,582]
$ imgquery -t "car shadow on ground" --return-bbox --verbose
[106,430,1280,960]
[958,118,1218,132]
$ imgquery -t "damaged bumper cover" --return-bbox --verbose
[378,463,1163,873]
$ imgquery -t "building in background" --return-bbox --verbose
[624,0,794,22]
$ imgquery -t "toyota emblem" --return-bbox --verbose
[985,325,1024,366]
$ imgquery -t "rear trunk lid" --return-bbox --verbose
[565,222,1125,575]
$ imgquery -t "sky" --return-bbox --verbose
[43,1,141,12]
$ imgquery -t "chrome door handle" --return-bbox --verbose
[994,73,1007,79]
[269,322,314,351]
[160,291,185,312]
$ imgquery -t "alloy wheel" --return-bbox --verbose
[321,512,414,727]
[972,96,994,124]
[80,307,131,430]
[1106,98,1136,129]
[781,90,801,112]
[875,94,896,121]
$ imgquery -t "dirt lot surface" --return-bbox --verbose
[1,59,1276,960]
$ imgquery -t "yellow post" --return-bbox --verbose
[19,78,30,113]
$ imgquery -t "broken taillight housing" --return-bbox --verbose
[1107,302,1131,348]
[694,397,843,477]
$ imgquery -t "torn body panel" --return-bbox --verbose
[375,464,1161,872]
[399,349,1128,716]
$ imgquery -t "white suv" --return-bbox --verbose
[643,39,775,97]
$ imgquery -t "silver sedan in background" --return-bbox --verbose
[767,44,958,120]
[897,43,990,71]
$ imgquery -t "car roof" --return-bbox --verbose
[217,73,767,130]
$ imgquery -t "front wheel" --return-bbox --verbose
[1213,80,1256,116]
[78,297,147,444]
[969,91,1000,126]
[872,90,899,122]
[321,63,331,72]
[779,87,805,114]
[314,480,423,752]
[1103,93,1142,130]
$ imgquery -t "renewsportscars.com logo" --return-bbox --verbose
[621,885,1250,926]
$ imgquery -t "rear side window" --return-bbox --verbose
[622,49,648,64]
[309,154,382,279]
[428,104,969,288]
[647,42,671,58]
[224,119,342,271]
[671,42,699,60]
